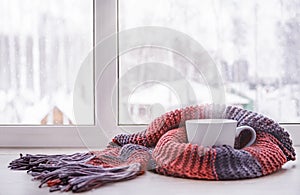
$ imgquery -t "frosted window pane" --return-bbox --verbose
[119,0,300,124]
[0,0,93,125]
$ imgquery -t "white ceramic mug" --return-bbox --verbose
[185,119,256,148]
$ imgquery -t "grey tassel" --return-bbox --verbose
[9,153,141,193]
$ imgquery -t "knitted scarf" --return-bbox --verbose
[9,105,296,193]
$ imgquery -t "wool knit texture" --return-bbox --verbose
[9,104,296,192]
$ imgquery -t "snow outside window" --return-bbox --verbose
[118,0,300,125]
[0,0,94,125]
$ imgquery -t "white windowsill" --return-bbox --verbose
[0,147,298,195]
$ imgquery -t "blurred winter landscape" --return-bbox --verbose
[0,0,299,125]
[119,0,300,124]
[0,0,93,124]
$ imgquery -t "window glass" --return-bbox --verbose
[119,0,300,124]
[0,0,93,125]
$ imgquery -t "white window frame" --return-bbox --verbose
[0,0,146,149]
[0,0,299,148]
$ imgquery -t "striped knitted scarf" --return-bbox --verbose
[9,105,296,193]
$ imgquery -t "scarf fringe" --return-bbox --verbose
[8,153,141,193]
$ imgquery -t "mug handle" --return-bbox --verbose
[236,126,256,148]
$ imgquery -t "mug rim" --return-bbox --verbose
[185,119,237,124]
